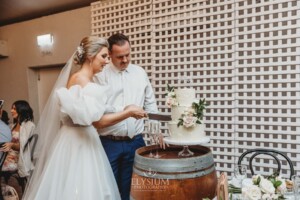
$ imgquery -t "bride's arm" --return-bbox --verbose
[93,105,146,129]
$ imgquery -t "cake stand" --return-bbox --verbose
[163,137,210,157]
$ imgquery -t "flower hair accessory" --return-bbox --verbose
[77,43,85,58]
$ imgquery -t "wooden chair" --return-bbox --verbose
[1,134,38,192]
[237,148,295,180]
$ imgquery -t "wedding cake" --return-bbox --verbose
[166,86,207,141]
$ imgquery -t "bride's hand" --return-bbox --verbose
[124,105,146,119]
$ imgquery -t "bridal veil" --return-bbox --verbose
[23,53,76,198]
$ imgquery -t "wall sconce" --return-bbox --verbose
[37,34,53,55]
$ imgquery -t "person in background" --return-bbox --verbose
[94,33,158,200]
[0,100,35,179]
[1,110,10,125]
[0,100,12,157]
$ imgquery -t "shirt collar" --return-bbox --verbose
[110,63,131,74]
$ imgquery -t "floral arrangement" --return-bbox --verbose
[177,98,208,128]
[165,84,178,107]
[229,173,287,200]
[165,84,208,128]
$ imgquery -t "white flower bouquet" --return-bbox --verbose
[229,173,286,200]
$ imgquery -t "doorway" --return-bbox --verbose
[28,64,64,121]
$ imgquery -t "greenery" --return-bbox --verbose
[166,84,174,93]
[177,98,209,127]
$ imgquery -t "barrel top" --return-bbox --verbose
[134,145,215,175]
[136,145,211,160]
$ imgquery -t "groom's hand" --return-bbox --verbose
[124,105,146,119]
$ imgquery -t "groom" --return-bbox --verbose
[94,33,158,200]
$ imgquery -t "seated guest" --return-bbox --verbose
[1,110,10,125]
[0,100,35,179]
[0,101,12,155]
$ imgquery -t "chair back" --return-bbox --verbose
[0,144,8,200]
[23,134,38,161]
[0,142,8,169]
[237,148,294,180]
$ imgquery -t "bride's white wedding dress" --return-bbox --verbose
[24,82,120,200]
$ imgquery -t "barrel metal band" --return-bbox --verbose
[133,165,215,180]
[134,152,214,173]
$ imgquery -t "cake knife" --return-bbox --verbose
[147,113,172,121]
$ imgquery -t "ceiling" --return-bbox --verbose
[0,0,99,27]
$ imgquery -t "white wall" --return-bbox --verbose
[0,7,91,122]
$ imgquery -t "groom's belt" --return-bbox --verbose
[100,134,139,141]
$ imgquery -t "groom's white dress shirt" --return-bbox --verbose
[94,63,158,137]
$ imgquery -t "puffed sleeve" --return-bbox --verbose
[56,85,106,126]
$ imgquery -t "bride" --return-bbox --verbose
[23,36,146,200]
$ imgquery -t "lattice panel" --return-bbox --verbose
[91,0,154,143]
[91,0,300,178]
[234,0,300,179]
[91,0,153,76]
[151,0,236,175]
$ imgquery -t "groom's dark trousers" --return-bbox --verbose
[100,134,145,200]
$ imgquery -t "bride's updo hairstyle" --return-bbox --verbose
[74,36,109,65]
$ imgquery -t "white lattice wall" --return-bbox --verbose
[91,0,300,178]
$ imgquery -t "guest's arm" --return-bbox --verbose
[0,142,20,152]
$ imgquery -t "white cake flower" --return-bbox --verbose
[183,107,195,116]
[167,91,176,98]
[182,115,197,128]
[166,97,178,107]
[165,85,178,107]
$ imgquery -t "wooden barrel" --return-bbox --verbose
[131,145,217,200]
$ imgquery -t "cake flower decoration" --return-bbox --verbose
[178,98,208,128]
[165,84,179,107]
[165,84,208,128]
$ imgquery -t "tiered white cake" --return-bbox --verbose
[167,88,206,141]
